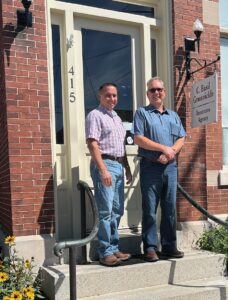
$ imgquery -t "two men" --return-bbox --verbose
[85,83,132,267]
[86,78,185,266]
[133,77,186,262]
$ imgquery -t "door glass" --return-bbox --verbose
[58,0,154,18]
[82,29,133,123]
[151,39,157,77]
[52,24,64,144]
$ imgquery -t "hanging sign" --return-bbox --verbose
[191,73,217,128]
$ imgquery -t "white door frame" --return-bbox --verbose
[47,0,173,239]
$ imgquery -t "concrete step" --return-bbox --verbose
[79,277,228,300]
[87,230,142,261]
[41,250,227,300]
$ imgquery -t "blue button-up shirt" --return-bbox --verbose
[133,105,186,159]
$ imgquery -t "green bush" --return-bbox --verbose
[196,221,228,261]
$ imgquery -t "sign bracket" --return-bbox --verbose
[189,55,220,77]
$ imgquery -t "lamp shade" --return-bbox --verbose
[193,19,204,33]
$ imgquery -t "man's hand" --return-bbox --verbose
[100,169,112,186]
[162,146,176,160]
[158,154,169,164]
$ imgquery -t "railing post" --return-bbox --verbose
[54,180,99,300]
[69,246,77,300]
[80,186,87,264]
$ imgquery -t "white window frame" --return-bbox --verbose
[219,9,228,184]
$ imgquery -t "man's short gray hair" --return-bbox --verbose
[147,77,165,89]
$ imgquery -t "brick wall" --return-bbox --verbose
[0,0,13,233]
[0,0,227,237]
[173,0,227,221]
[0,0,55,236]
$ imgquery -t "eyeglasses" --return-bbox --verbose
[148,88,164,93]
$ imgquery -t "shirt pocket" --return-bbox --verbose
[170,123,180,137]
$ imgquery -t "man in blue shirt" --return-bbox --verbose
[133,77,186,262]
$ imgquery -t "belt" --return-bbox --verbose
[141,157,160,163]
[141,157,175,164]
[101,154,125,163]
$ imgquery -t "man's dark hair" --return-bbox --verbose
[99,82,117,91]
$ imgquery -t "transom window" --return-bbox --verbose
[57,0,154,18]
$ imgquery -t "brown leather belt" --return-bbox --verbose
[101,154,125,163]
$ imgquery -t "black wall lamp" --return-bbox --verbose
[17,0,33,28]
[184,19,220,80]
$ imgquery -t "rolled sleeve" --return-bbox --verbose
[133,109,145,136]
[85,112,101,142]
[174,113,186,138]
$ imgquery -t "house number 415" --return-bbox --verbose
[68,66,76,103]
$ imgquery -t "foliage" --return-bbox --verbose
[0,236,45,300]
[196,221,228,261]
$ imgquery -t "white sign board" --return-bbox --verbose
[191,73,217,128]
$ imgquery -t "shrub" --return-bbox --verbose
[196,221,228,262]
[0,236,44,300]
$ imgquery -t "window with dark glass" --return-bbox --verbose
[82,29,133,123]
[151,39,157,77]
[52,24,64,144]
[82,28,134,145]
[58,0,154,18]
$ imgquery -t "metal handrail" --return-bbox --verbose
[53,180,99,300]
[54,180,99,257]
[177,182,228,227]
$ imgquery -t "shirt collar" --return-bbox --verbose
[146,104,169,114]
[98,104,117,117]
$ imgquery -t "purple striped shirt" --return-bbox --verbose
[85,105,126,157]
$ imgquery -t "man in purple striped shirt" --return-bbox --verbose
[85,83,132,266]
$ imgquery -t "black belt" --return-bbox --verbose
[101,154,125,163]
[141,157,175,164]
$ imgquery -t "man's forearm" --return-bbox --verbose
[134,135,166,152]
[87,139,107,172]
[172,137,185,154]
[134,134,176,159]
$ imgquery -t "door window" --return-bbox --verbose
[82,29,133,123]
[52,24,64,144]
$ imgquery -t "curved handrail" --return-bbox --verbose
[177,182,228,227]
[54,180,99,257]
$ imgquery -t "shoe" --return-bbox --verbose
[144,251,159,262]
[159,249,184,259]
[114,251,131,261]
[99,254,121,267]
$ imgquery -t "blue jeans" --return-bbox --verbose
[90,160,124,258]
[140,160,178,253]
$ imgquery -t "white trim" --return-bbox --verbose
[219,168,228,186]
[47,0,173,236]
[220,27,228,37]
[49,0,160,27]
